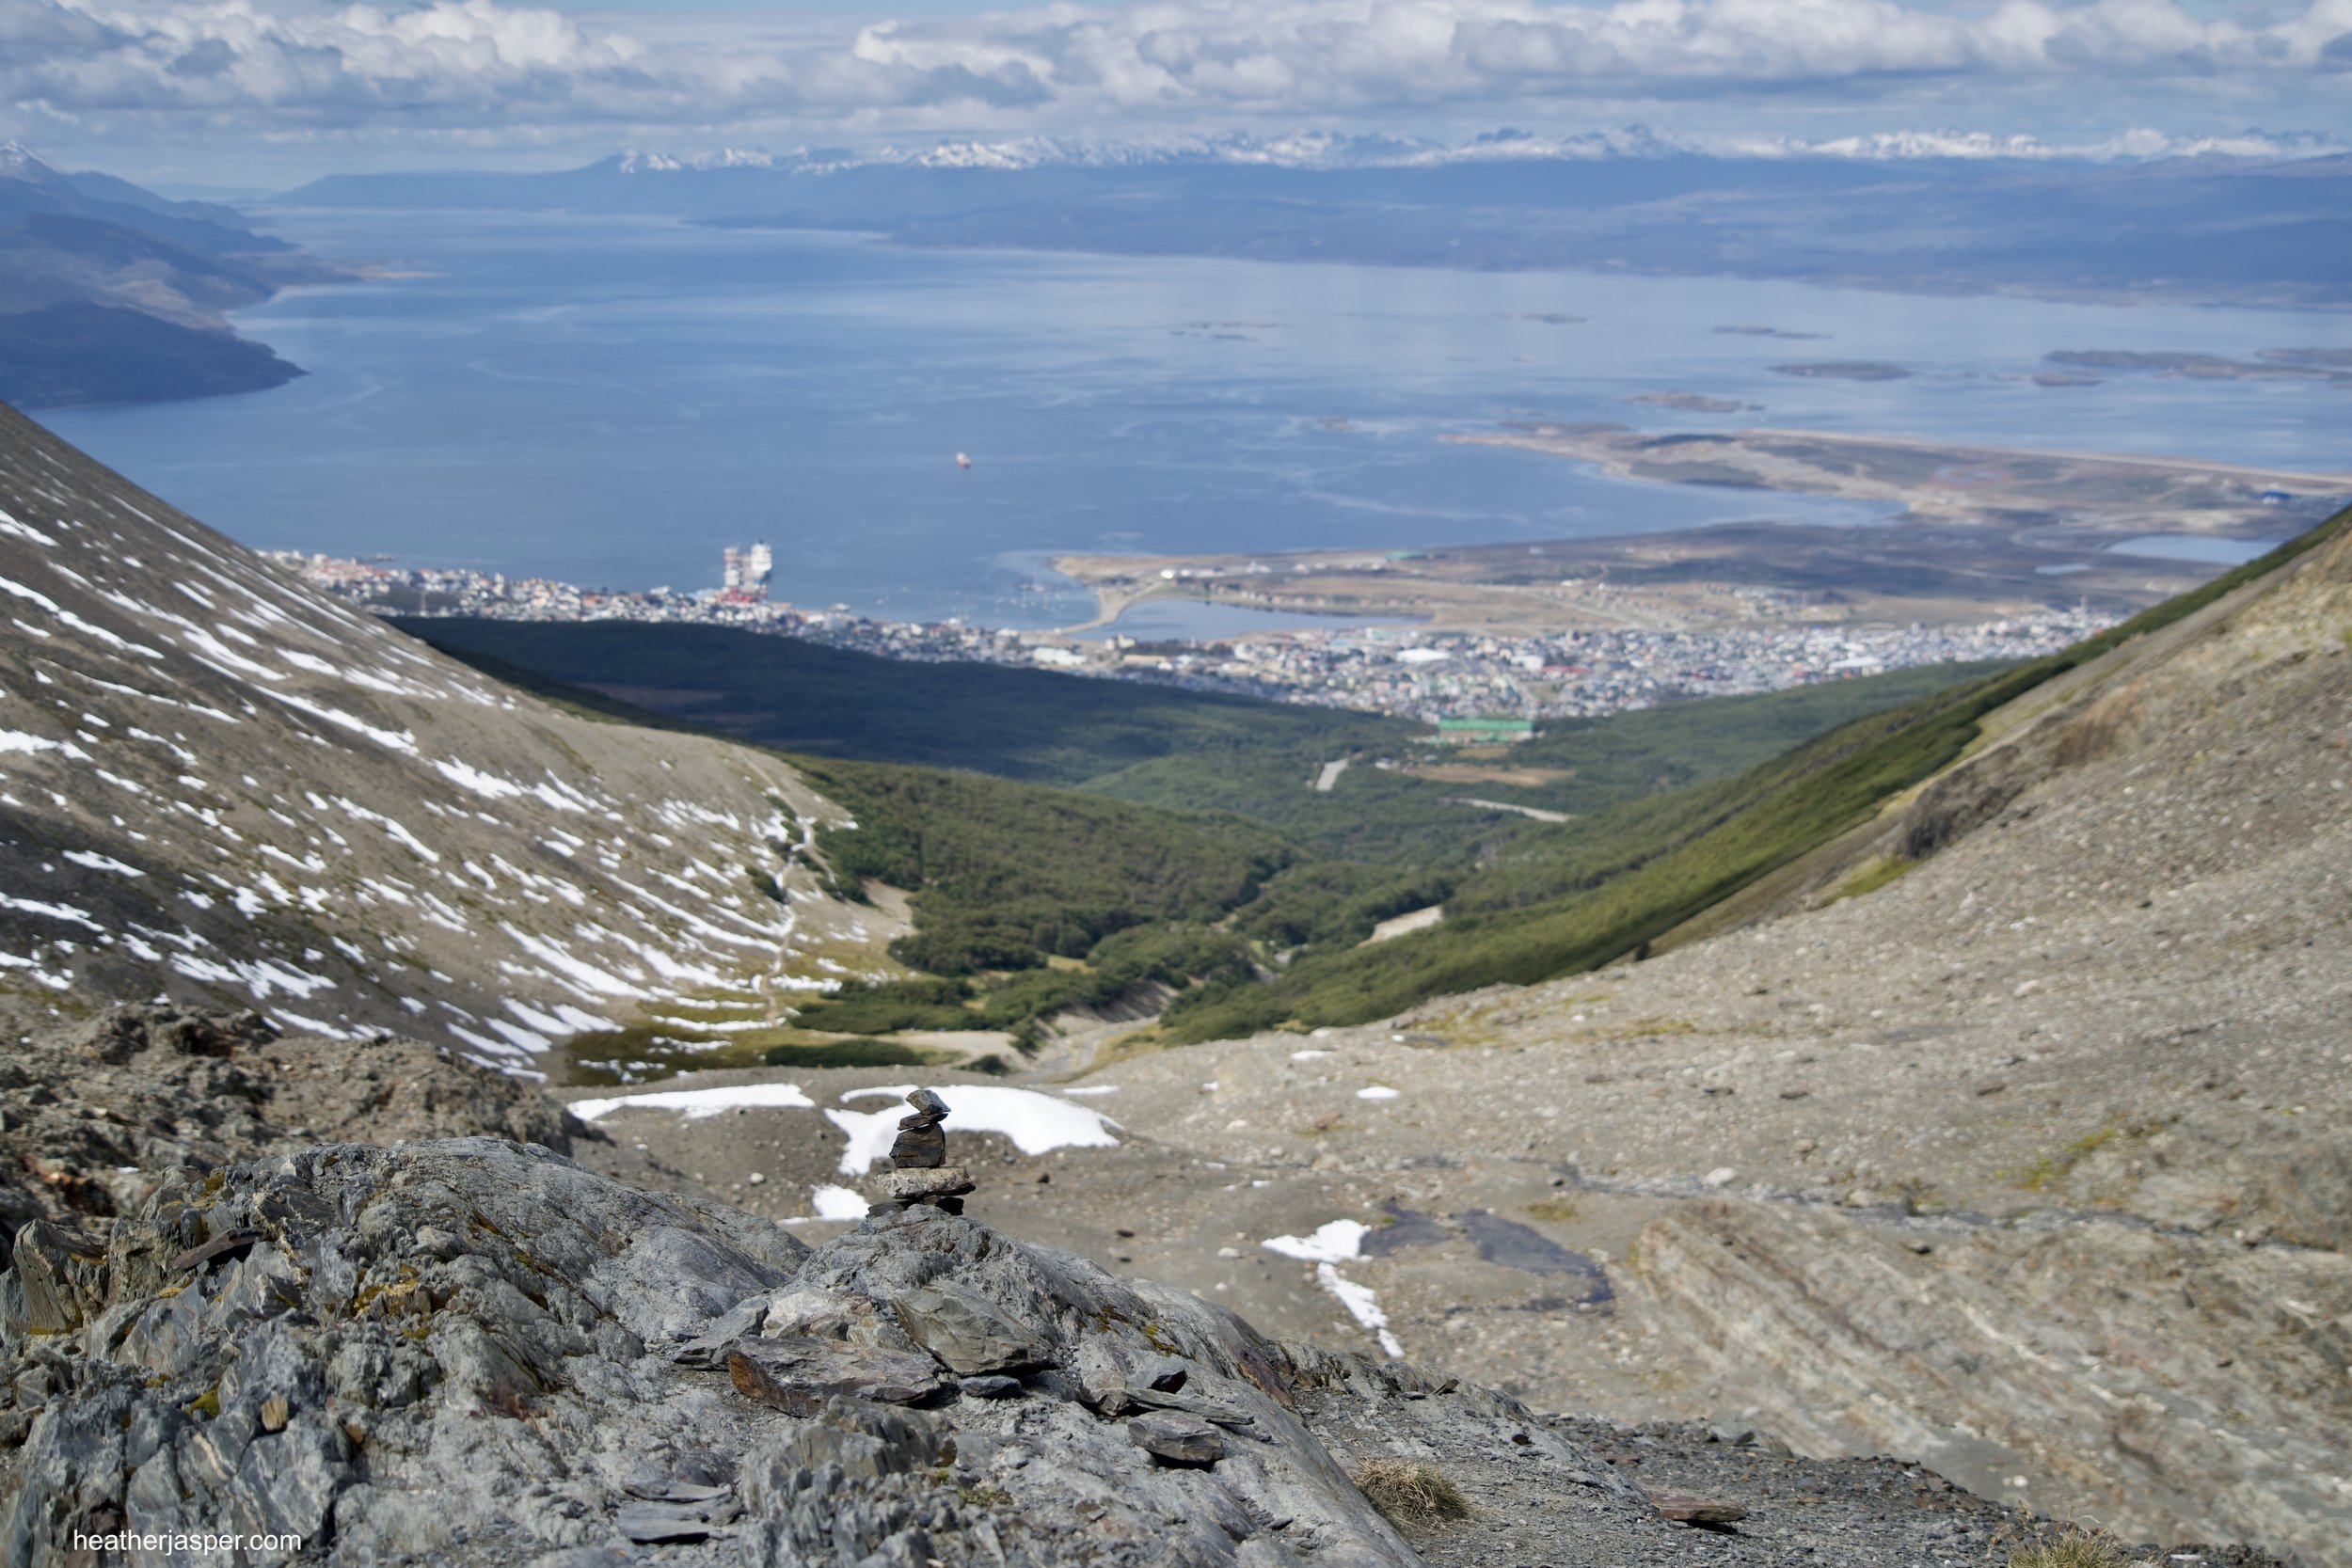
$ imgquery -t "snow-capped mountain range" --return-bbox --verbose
[605,125,2344,176]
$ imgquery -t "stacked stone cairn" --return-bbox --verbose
[867,1089,977,1216]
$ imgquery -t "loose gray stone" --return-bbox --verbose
[1129,1410,1226,1467]
[892,1283,1053,1375]
[873,1165,976,1206]
[615,1500,728,1544]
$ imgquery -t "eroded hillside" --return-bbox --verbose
[0,402,886,1064]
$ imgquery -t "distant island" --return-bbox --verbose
[2046,349,2352,384]
[1771,360,1913,381]
[1715,325,1831,340]
[1621,390,1761,413]
[0,144,342,408]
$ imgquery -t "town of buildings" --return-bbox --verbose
[266,547,2117,728]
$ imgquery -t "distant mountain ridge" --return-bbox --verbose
[0,141,294,258]
[586,125,2349,175]
[0,143,337,409]
[277,131,2352,309]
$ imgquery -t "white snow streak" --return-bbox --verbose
[569,1083,818,1121]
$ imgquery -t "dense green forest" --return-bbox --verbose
[397,619,1414,785]
[792,758,1293,976]
[413,611,2033,1042]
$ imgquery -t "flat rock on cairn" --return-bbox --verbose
[870,1088,977,1216]
[1653,1493,1751,1525]
[875,1166,975,1205]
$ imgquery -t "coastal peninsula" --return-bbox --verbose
[1052,426,2352,637]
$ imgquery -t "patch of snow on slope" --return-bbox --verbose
[644,1014,784,1035]
[1263,1220,1371,1263]
[259,689,418,753]
[1318,1267,1405,1359]
[1263,1220,1402,1357]
[272,1009,364,1040]
[497,923,645,999]
[0,510,58,546]
[0,893,106,931]
[569,1082,818,1120]
[61,850,143,876]
[434,757,526,800]
[167,949,336,1002]
[503,997,612,1037]
[787,1183,870,1225]
[0,573,160,656]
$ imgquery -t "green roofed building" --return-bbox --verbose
[1435,716,1535,744]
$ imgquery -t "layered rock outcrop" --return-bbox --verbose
[0,1136,1652,1566]
[0,1006,573,1238]
[1635,1199,2352,1568]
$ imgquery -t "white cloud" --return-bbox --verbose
[0,0,2343,140]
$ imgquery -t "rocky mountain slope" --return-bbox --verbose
[564,517,2350,1561]
[0,1004,576,1241]
[0,399,887,1066]
[0,1004,2233,1568]
[8,1112,2245,1568]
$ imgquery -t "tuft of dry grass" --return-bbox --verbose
[1355,1459,1472,1525]
[2009,1528,2131,1568]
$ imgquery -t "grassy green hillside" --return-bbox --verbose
[1080,660,2007,863]
[1158,674,2012,1039]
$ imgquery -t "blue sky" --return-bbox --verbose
[1,0,2342,186]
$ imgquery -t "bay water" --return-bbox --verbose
[37,209,2352,628]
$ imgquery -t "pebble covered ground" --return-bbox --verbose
[1391,1414,2289,1568]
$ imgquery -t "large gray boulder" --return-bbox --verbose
[0,1138,1635,1565]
